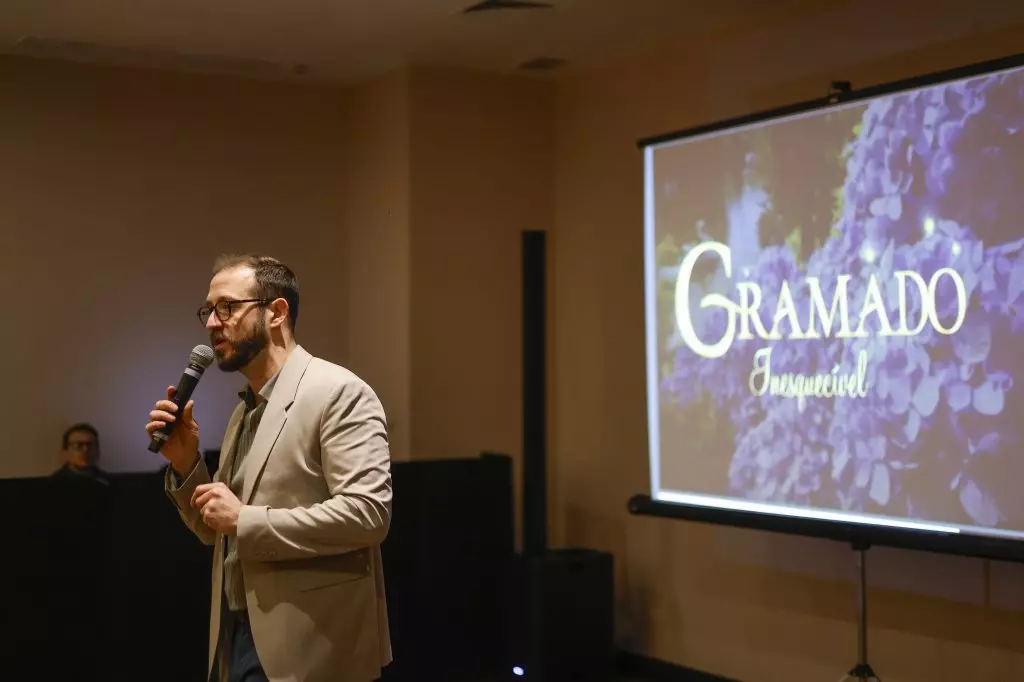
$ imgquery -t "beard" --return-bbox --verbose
[212,316,269,372]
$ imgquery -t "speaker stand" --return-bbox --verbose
[840,542,880,682]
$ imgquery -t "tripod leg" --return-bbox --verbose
[843,545,880,681]
[857,548,868,667]
[844,662,881,681]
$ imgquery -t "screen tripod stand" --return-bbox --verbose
[840,541,880,681]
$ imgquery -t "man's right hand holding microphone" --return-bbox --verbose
[146,387,242,535]
[146,385,201,476]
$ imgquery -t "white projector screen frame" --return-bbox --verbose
[635,52,1024,563]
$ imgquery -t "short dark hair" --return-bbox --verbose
[213,254,300,330]
[63,423,99,449]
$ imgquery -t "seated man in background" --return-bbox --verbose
[43,422,109,679]
[52,422,110,485]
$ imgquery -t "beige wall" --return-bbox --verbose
[342,69,412,460]
[341,66,552,545]
[407,68,552,514]
[0,56,348,478]
[552,4,1024,681]
[339,65,552,477]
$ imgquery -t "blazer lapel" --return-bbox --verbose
[241,345,312,504]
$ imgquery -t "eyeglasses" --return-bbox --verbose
[197,299,269,325]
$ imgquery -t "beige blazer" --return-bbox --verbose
[166,345,392,682]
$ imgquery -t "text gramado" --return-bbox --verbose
[673,241,968,401]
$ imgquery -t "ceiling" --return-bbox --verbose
[0,0,821,85]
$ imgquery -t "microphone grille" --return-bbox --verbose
[190,344,216,369]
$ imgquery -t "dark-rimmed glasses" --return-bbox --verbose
[197,299,269,326]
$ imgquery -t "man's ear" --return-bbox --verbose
[269,298,289,329]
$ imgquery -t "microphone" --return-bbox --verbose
[148,344,215,453]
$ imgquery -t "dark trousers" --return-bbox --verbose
[211,609,268,682]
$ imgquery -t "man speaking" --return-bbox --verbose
[145,254,392,682]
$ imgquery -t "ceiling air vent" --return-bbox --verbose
[518,57,565,71]
[462,0,554,12]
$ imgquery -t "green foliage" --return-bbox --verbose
[832,121,863,225]
[656,234,679,262]
[655,234,680,304]
[832,185,846,226]
[751,108,864,260]
[785,227,803,263]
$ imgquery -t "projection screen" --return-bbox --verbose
[639,54,1024,558]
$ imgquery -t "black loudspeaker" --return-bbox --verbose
[508,231,615,681]
[380,455,515,681]
[503,549,615,681]
[522,229,547,556]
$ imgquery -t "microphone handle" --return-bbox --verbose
[147,362,204,453]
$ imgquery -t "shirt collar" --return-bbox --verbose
[238,368,281,410]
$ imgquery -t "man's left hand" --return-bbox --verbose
[193,482,242,535]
